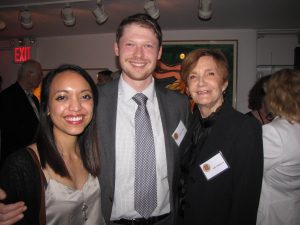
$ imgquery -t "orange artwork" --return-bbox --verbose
[153,61,187,95]
[154,61,195,110]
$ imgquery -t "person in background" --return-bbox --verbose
[97,69,113,85]
[256,69,300,225]
[0,64,105,225]
[177,48,263,225]
[246,75,273,125]
[110,70,121,80]
[0,60,42,165]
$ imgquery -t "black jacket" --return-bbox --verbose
[0,148,42,225]
[177,102,263,225]
[0,82,39,164]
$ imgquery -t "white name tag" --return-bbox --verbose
[172,120,187,146]
[200,152,229,180]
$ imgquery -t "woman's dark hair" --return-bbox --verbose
[248,75,271,110]
[37,64,100,177]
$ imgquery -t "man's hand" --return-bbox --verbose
[0,189,26,225]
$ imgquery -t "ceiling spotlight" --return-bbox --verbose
[93,0,108,24]
[18,38,24,46]
[61,5,76,26]
[17,37,35,46]
[0,18,6,30]
[19,9,33,29]
[198,0,213,20]
[144,0,159,20]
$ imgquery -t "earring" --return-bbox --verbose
[185,86,190,96]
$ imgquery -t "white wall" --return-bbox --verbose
[0,49,19,90]
[2,29,296,113]
[256,34,298,77]
[37,34,115,69]
[257,34,298,65]
[36,33,117,81]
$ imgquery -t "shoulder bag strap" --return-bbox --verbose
[26,147,46,225]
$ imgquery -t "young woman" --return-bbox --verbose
[0,64,105,225]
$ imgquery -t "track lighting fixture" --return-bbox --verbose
[17,37,35,46]
[61,4,76,26]
[198,0,213,20]
[144,0,159,20]
[93,0,108,24]
[19,9,33,29]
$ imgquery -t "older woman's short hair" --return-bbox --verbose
[180,48,229,84]
[265,69,300,123]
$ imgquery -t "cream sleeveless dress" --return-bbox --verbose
[45,174,105,225]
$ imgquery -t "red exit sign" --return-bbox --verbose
[14,46,31,63]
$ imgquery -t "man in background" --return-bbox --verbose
[0,59,42,165]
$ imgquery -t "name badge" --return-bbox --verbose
[172,120,187,146]
[200,151,229,180]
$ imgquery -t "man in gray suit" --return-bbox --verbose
[98,13,189,225]
[0,13,189,225]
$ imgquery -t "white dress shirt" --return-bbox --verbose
[110,75,170,220]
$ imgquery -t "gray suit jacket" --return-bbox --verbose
[97,78,190,224]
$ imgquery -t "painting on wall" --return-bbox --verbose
[154,40,238,108]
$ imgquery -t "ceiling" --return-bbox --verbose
[0,0,300,40]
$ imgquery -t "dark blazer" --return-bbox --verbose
[0,82,39,165]
[178,102,263,225]
[0,148,42,225]
[97,78,190,224]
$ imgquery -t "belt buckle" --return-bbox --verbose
[131,218,135,225]
[132,218,150,225]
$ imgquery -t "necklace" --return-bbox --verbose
[82,202,88,221]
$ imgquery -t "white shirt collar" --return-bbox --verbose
[119,73,155,103]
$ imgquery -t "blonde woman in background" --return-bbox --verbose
[257,69,300,225]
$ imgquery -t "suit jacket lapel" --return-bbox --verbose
[98,79,119,194]
[155,84,176,202]
[31,95,40,112]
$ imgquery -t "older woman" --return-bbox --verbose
[256,69,300,225]
[177,48,263,225]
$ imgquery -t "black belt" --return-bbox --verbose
[112,213,170,225]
